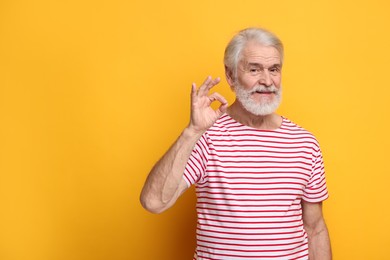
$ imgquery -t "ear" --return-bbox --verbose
[225,66,235,89]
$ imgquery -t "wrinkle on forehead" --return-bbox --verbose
[241,42,281,65]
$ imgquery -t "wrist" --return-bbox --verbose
[183,125,204,140]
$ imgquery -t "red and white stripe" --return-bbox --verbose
[183,114,328,260]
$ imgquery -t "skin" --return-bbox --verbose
[139,76,228,213]
[140,40,331,259]
[303,202,333,259]
[226,41,283,129]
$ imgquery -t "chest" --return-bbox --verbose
[200,136,315,197]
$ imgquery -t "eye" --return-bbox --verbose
[269,66,281,74]
[248,67,261,74]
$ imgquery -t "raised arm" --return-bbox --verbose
[140,76,228,214]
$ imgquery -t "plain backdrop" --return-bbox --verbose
[0,0,389,259]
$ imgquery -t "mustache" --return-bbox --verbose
[250,85,279,94]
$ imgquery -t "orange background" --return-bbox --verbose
[1,0,389,259]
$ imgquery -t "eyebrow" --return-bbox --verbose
[246,62,282,68]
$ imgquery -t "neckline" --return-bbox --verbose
[223,113,286,131]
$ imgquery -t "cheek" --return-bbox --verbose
[272,76,282,87]
[238,76,258,89]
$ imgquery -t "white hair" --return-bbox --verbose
[224,27,284,79]
[234,84,282,116]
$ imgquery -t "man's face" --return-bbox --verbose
[232,42,282,116]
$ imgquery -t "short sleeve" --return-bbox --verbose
[182,134,210,187]
[303,146,329,202]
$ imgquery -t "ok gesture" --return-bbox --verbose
[188,76,228,134]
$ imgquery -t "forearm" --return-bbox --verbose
[140,76,227,213]
[306,220,332,260]
[140,127,203,213]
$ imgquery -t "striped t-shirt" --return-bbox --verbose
[183,114,328,260]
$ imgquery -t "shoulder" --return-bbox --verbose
[281,117,314,135]
[281,117,321,147]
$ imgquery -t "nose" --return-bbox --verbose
[258,69,272,86]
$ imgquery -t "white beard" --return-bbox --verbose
[234,84,282,116]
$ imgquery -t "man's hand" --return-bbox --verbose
[188,76,228,134]
[140,76,228,213]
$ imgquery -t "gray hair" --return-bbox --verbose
[224,27,284,79]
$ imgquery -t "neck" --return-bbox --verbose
[227,100,282,130]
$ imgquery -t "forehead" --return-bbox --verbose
[240,41,281,65]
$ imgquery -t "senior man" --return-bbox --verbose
[140,27,331,260]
